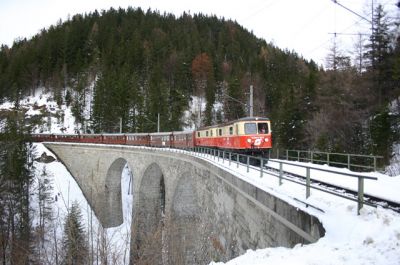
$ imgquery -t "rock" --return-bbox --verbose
[35,152,56,163]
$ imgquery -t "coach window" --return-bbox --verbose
[219,129,222,136]
[206,131,209,137]
[210,130,213,137]
[244,123,257,134]
[229,127,233,135]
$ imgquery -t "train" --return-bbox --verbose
[32,117,272,153]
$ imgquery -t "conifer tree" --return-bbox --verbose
[364,4,392,106]
[0,111,35,264]
[62,201,88,265]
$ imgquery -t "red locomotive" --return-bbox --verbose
[32,117,272,153]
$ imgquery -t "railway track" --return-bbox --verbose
[264,166,400,213]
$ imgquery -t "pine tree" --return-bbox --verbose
[62,201,88,265]
[0,111,35,264]
[36,166,54,248]
[364,4,392,106]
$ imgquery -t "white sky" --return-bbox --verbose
[0,0,398,66]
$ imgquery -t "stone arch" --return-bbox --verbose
[133,162,165,265]
[102,157,128,228]
[168,172,202,265]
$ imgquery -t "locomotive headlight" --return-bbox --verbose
[247,139,251,143]
[265,138,269,142]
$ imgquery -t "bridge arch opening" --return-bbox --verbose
[168,172,202,265]
[133,162,165,265]
[103,157,133,228]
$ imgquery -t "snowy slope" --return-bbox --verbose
[0,88,78,133]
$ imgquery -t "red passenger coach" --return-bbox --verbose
[173,131,195,148]
[102,134,126,145]
[195,117,272,153]
[79,134,103,143]
[149,132,173,147]
[126,133,150,146]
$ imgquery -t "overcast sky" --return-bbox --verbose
[0,0,398,66]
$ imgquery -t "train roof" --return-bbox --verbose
[197,116,270,131]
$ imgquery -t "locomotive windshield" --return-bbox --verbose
[244,123,257,134]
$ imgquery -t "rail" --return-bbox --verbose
[188,147,377,215]
[274,149,383,172]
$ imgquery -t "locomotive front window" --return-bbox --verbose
[258,123,269,134]
[244,123,257,134]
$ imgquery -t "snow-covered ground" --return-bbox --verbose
[0,88,78,133]
[267,159,400,204]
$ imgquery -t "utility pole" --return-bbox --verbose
[157,113,160,133]
[249,85,254,117]
[119,117,122,133]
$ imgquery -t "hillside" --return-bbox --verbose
[0,6,399,160]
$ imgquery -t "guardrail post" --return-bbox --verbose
[310,151,314,163]
[218,150,220,162]
[222,151,225,163]
[327,153,330,166]
[374,157,377,171]
[247,156,250,173]
[229,152,231,166]
[260,158,264,178]
[237,154,240,168]
[297,151,300,162]
[306,167,311,198]
[286,150,289,160]
[347,154,350,170]
[357,177,364,215]
[279,162,283,185]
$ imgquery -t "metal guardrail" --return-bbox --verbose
[274,149,383,172]
[187,147,377,215]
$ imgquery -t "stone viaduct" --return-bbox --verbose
[44,142,325,265]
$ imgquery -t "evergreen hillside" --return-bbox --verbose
[0,6,399,160]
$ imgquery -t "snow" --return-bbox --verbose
[0,87,78,133]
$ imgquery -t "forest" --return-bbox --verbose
[0,6,398,157]
[0,4,399,264]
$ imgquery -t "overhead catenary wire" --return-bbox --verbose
[332,0,372,23]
